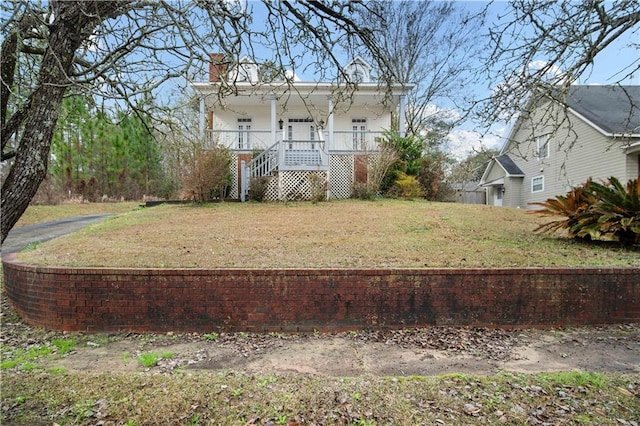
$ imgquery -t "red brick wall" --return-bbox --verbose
[3,254,639,333]
[209,53,226,82]
[354,154,368,184]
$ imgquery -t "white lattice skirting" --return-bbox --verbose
[230,153,357,201]
[329,154,354,199]
[260,171,326,201]
[229,153,239,199]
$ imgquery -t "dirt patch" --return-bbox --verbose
[2,282,638,377]
[47,325,640,377]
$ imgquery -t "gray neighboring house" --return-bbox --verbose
[481,85,640,208]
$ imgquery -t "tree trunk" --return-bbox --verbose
[1,4,102,243]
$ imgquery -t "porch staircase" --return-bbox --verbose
[247,142,279,179]
[246,142,326,179]
[242,140,328,201]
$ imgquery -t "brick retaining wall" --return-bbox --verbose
[3,254,639,332]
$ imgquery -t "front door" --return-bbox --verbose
[287,118,315,148]
[287,118,315,139]
[493,185,503,206]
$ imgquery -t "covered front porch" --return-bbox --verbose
[192,82,407,201]
[197,89,404,150]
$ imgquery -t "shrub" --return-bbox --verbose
[351,182,377,200]
[381,129,423,174]
[308,172,327,202]
[531,177,640,246]
[248,176,271,201]
[352,140,399,200]
[182,146,232,202]
[416,154,452,201]
[379,129,422,193]
[31,174,62,205]
[388,172,425,199]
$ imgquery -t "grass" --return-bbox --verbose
[203,332,219,341]
[1,344,53,371]
[3,200,639,424]
[52,338,77,355]
[2,370,638,424]
[1,339,79,372]
[15,199,639,268]
[539,371,609,389]
[136,351,174,368]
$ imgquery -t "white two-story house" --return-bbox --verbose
[191,54,411,201]
[481,85,640,208]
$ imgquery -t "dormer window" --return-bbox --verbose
[229,56,259,83]
[343,56,372,83]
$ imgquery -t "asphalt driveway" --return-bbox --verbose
[1,214,113,257]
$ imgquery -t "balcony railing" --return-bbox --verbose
[332,130,385,151]
[205,129,386,152]
[205,129,272,151]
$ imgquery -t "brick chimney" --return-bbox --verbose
[209,53,227,82]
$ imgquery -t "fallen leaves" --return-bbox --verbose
[349,326,527,361]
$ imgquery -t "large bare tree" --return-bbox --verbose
[1,0,388,243]
[357,1,483,138]
[475,0,640,127]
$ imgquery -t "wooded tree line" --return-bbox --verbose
[40,95,166,202]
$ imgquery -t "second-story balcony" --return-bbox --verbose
[204,129,385,153]
[205,129,273,151]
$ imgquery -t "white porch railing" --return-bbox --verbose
[280,140,327,169]
[205,129,272,151]
[205,129,386,152]
[332,130,385,151]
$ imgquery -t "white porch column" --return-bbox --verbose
[399,94,407,137]
[240,160,247,202]
[270,95,277,146]
[327,97,334,151]
[199,96,206,140]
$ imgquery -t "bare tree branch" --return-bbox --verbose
[357,1,483,138]
[475,0,640,128]
[1,0,395,242]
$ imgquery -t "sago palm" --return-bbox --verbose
[531,177,640,246]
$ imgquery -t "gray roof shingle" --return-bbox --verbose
[495,154,524,176]
[565,85,640,135]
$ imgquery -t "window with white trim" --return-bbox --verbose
[535,135,550,159]
[309,125,315,149]
[352,118,366,149]
[237,118,252,149]
[531,176,544,193]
